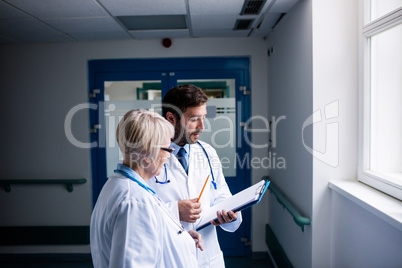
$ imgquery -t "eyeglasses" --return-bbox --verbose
[161,147,175,154]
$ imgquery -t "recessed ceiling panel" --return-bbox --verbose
[188,0,244,15]
[4,0,108,18]
[98,0,186,16]
[118,15,187,31]
[129,29,190,39]
[191,14,238,29]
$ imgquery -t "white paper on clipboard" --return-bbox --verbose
[196,179,270,231]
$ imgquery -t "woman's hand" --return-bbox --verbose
[188,230,203,251]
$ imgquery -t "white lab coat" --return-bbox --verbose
[148,141,242,268]
[90,166,198,268]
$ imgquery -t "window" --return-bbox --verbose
[359,1,402,200]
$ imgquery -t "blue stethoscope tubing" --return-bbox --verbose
[198,141,217,190]
[115,169,156,194]
[155,141,217,190]
[114,169,185,234]
[155,164,170,184]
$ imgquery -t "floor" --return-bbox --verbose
[0,253,274,268]
[225,253,274,268]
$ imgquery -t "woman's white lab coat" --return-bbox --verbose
[90,165,198,268]
[148,141,242,268]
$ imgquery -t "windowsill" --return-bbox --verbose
[329,180,402,232]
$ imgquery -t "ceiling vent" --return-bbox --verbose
[233,19,254,30]
[240,0,267,15]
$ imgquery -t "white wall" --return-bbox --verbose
[331,191,402,267]
[267,0,402,267]
[0,37,269,253]
[311,0,359,266]
[266,0,313,266]
[313,0,402,266]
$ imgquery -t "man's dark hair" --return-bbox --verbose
[162,84,208,119]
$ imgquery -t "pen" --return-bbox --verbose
[197,175,210,202]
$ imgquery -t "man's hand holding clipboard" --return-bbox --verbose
[196,179,270,231]
[196,175,239,227]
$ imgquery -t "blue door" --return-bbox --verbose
[88,57,251,256]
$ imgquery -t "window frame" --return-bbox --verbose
[358,2,402,201]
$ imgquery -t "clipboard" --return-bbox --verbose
[196,179,270,231]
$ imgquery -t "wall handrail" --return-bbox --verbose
[0,179,87,193]
[264,176,311,231]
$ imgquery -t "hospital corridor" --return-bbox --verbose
[1,0,401,267]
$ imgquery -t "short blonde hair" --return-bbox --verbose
[116,109,174,168]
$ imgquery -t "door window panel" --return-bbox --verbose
[104,80,162,178]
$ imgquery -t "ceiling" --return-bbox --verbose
[0,0,300,44]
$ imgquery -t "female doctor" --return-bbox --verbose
[90,109,203,268]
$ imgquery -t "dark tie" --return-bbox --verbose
[177,147,189,174]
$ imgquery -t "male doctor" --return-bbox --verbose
[148,84,242,268]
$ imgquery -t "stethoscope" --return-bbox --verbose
[115,168,185,234]
[155,141,217,190]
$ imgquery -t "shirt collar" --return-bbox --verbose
[171,142,190,157]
